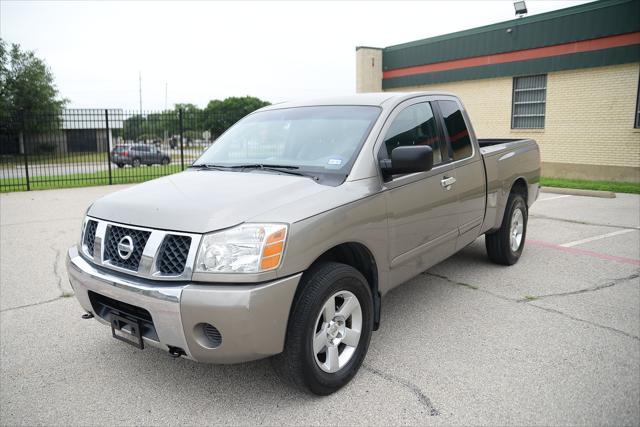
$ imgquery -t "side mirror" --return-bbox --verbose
[380,145,433,177]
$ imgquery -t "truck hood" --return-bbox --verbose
[88,170,331,233]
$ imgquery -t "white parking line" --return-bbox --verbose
[559,229,637,248]
[537,195,572,202]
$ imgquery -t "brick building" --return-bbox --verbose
[356,0,640,182]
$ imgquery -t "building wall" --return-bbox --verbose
[96,129,111,153]
[24,131,68,155]
[388,62,640,182]
[356,47,383,93]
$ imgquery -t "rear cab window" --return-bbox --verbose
[437,100,473,161]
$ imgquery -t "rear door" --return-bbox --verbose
[377,97,459,287]
[436,98,486,250]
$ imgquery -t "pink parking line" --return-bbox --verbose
[528,239,640,266]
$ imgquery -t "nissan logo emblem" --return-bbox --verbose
[117,236,134,260]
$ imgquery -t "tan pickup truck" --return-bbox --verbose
[67,92,540,395]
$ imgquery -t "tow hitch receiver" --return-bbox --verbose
[110,313,144,350]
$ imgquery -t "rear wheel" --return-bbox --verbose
[132,158,141,167]
[485,193,527,265]
[116,163,124,168]
[272,262,373,395]
[161,157,170,166]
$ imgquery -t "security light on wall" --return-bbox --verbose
[514,1,528,16]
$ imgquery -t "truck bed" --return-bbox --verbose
[477,138,540,234]
[478,138,532,153]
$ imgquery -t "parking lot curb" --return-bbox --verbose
[541,186,616,198]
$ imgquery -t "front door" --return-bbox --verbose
[378,99,460,288]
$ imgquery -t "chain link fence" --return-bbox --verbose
[0,109,231,192]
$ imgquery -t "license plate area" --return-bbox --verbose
[110,313,144,349]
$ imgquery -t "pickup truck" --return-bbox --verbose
[66,92,540,395]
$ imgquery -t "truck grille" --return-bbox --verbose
[83,220,98,256]
[82,217,198,280]
[103,225,151,271]
[157,235,192,275]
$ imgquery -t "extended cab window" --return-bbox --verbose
[382,102,444,166]
[438,101,472,161]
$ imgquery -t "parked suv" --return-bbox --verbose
[68,93,539,395]
[111,144,171,168]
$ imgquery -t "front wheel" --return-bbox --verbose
[272,262,373,395]
[485,193,528,265]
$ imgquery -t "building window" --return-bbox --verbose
[512,74,547,129]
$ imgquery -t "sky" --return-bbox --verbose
[1,0,592,110]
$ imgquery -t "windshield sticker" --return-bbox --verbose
[326,157,344,169]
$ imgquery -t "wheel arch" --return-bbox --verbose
[510,177,528,202]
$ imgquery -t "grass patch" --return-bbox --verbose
[1,151,201,166]
[1,152,111,165]
[541,177,640,194]
[523,295,539,301]
[0,164,185,192]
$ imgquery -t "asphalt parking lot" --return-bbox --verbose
[1,185,638,425]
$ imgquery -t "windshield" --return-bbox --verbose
[193,106,381,176]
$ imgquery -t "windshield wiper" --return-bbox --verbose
[226,164,299,170]
[190,163,315,179]
[189,163,229,170]
[234,164,319,180]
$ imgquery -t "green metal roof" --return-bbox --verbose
[383,45,640,88]
[383,0,640,71]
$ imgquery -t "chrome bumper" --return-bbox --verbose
[66,246,301,363]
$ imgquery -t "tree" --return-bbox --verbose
[204,96,270,137]
[118,97,270,144]
[0,38,66,124]
[0,39,67,154]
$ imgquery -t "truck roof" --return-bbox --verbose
[260,91,457,110]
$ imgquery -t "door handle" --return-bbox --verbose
[441,176,456,190]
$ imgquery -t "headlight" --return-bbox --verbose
[195,223,288,273]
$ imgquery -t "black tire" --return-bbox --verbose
[116,163,124,168]
[132,158,141,167]
[272,262,373,395]
[485,193,528,265]
[161,157,170,166]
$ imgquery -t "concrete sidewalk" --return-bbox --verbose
[1,185,638,425]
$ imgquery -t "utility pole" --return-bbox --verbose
[164,82,168,145]
[138,71,143,113]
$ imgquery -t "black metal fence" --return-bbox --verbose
[0,109,231,192]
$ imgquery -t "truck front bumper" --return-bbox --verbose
[66,246,301,363]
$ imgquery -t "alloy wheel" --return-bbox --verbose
[313,290,362,373]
